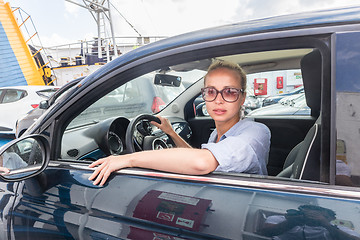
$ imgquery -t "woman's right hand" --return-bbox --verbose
[88,155,131,186]
[150,116,174,135]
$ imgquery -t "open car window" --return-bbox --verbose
[58,46,340,186]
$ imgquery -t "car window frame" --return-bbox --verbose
[42,34,334,186]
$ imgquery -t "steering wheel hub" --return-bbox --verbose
[126,114,170,153]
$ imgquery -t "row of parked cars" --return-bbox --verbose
[2,78,304,139]
[1,6,360,239]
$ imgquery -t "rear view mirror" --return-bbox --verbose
[154,74,181,87]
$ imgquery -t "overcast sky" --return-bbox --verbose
[8,0,360,47]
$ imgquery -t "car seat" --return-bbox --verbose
[276,49,322,181]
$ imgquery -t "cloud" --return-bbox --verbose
[111,0,241,37]
[65,1,80,15]
[41,33,74,47]
[16,0,360,49]
[41,31,95,47]
[64,0,90,20]
[235,0,360,22]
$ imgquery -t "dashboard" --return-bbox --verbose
[61,116,192,161]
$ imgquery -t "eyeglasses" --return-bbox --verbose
[201,87,244,103]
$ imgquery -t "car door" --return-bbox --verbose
[3,48,308,239]
[8,164,360,239]
[0,181,18,239]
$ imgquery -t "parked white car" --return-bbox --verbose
[0,85,58,136]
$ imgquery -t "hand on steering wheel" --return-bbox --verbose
[125,114,170,153]
[150,116,174,135]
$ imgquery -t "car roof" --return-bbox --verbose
[0,85,58,90]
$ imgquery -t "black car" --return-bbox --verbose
[1,6,360,240]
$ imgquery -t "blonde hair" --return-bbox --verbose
[204,60,247,91]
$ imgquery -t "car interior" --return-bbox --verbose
[275,50,321,181]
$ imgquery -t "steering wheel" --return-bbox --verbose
[125,114,169,153]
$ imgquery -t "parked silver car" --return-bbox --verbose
[248,93,310,116]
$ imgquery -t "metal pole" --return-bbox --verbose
[97,11,102,59]
[68,44,71,64]
[108,0,118,57]
[103,14,110,62]
[105,38,110,62]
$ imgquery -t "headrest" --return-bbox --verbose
[300,49,321,117]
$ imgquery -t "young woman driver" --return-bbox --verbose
[89,60,270,186]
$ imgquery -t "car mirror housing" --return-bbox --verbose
[154,74,182,87]
[0,135,49,182]
[39,100,49,109]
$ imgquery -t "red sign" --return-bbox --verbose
[254,78,267,95]
[277,76,284,89]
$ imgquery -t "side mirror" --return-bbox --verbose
[154,74,181,87]
[0,135,49,181]
[39,100,49,109]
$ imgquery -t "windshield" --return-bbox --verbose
[67,70,204,129]
[36,88,59,98]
